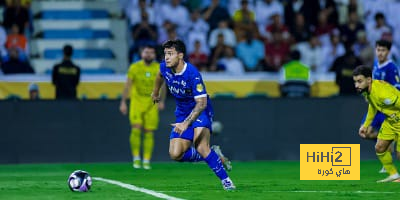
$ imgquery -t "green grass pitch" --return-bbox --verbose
[1,161,399,200]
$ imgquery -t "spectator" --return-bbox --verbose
[262,30,290,72]
[264,13,290,42]
[156,0,189,39]
[186,10,209,55]
[339,10,365,46]
[295,35,323,72]
[52,45,80,99]
[319,30,346,73]
[28,82,39,100]
[217,46,245,75]
[0,22,7,57]
[289,13,311,43]
[201,0,231,31]
[235,31,264,71]
[232,0,258,41]
[125,0,155,26]
[366,12,391,46]
[5,23,28,55]
[284,0,306,30]
[330,42,362,95]
[353,31,374,67]
[188,40,208,71]
[130,12,157,63]
[3,0,29,34]
[1,47,33,74]
[314,10,336,46]
[208,20,236,49]
[209,33,227,71]
[255,0,284,38]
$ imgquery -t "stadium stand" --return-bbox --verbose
[30,1,127,74]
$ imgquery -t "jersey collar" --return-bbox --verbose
[174,62,187,75]
[377,60,392,69]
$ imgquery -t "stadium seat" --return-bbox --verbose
[40,10,109,19]
[41,29,112,39]
[44,49,114,59]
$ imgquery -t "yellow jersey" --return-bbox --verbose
[127,60,159,100]
[363,80,400,127]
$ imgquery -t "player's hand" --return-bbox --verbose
[151,92,161,104]
[171,122,189,134]
[119,101,128,115]
[158,101,165,110]
[358,126,368,138]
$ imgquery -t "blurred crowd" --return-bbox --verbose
[0,0,33,75]
[121,0,400,75]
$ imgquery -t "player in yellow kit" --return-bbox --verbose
[120,45,165,169]
[353,65,400,182]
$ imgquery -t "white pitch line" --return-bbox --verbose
[93,177,185,200]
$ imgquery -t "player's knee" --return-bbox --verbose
[375,144,386,153]
[132,124,142,129]
[169,149,183,161]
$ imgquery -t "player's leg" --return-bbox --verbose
[129,104,143,169]
[169,123,204,162]
[169,138,192,161]
[142,106,159,169]
[376,121,399,182]
[193,127,235,190]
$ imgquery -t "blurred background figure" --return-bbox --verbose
[52,44,80,100]
[28,82,39,100]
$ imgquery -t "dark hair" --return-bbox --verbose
[353,65,372,77]
[376,39,392,50]
[162,39,186,56]
[140,44,156,51]
[375,12,385,20]
[63,44,73,57]
[290,50,301,60]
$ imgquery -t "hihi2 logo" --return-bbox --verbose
[300,144,360,180]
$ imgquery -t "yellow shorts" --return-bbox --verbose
[129,100,159,131]
[377,120,400,150]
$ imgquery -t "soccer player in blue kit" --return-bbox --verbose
[151,40,236,190]
[360,40,400,173]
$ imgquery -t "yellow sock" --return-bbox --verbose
[130,128,141,158]
[143,131,154,161]
[377,151,398,175]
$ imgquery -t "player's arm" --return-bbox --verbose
[172,96,207,134]
[360,102,377,138]
[158,83,167,110]
[152,71,165,103]
[119,78,132,115]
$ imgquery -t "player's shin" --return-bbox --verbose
[143,131,154,161]
[180,147,204,162]
[204,150,228,181]
[130,128,141,160]
[377,151,398,175]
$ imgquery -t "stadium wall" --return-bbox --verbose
[0,97,375,164]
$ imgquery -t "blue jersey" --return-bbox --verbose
[160,62,214,119]
[372,60,400,89]
[361,60,400,130]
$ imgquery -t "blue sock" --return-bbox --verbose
[180,147,204,162]
[204,150,228,181]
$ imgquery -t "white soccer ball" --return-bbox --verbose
[68,170,92,192]
[212,121,224,134]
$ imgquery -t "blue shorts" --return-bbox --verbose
[169,112,213,141]
[360,111,385,130]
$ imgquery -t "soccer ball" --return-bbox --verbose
[212,121,223,134]
[68,170,92,192]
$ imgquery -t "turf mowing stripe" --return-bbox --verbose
[93,177,185,200]
[267,190,398,194]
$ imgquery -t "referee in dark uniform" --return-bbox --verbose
[52,44,81,99]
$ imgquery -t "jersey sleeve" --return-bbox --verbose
[385,65,400,89]
[362,104,377,128]
[191,71,207,99]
